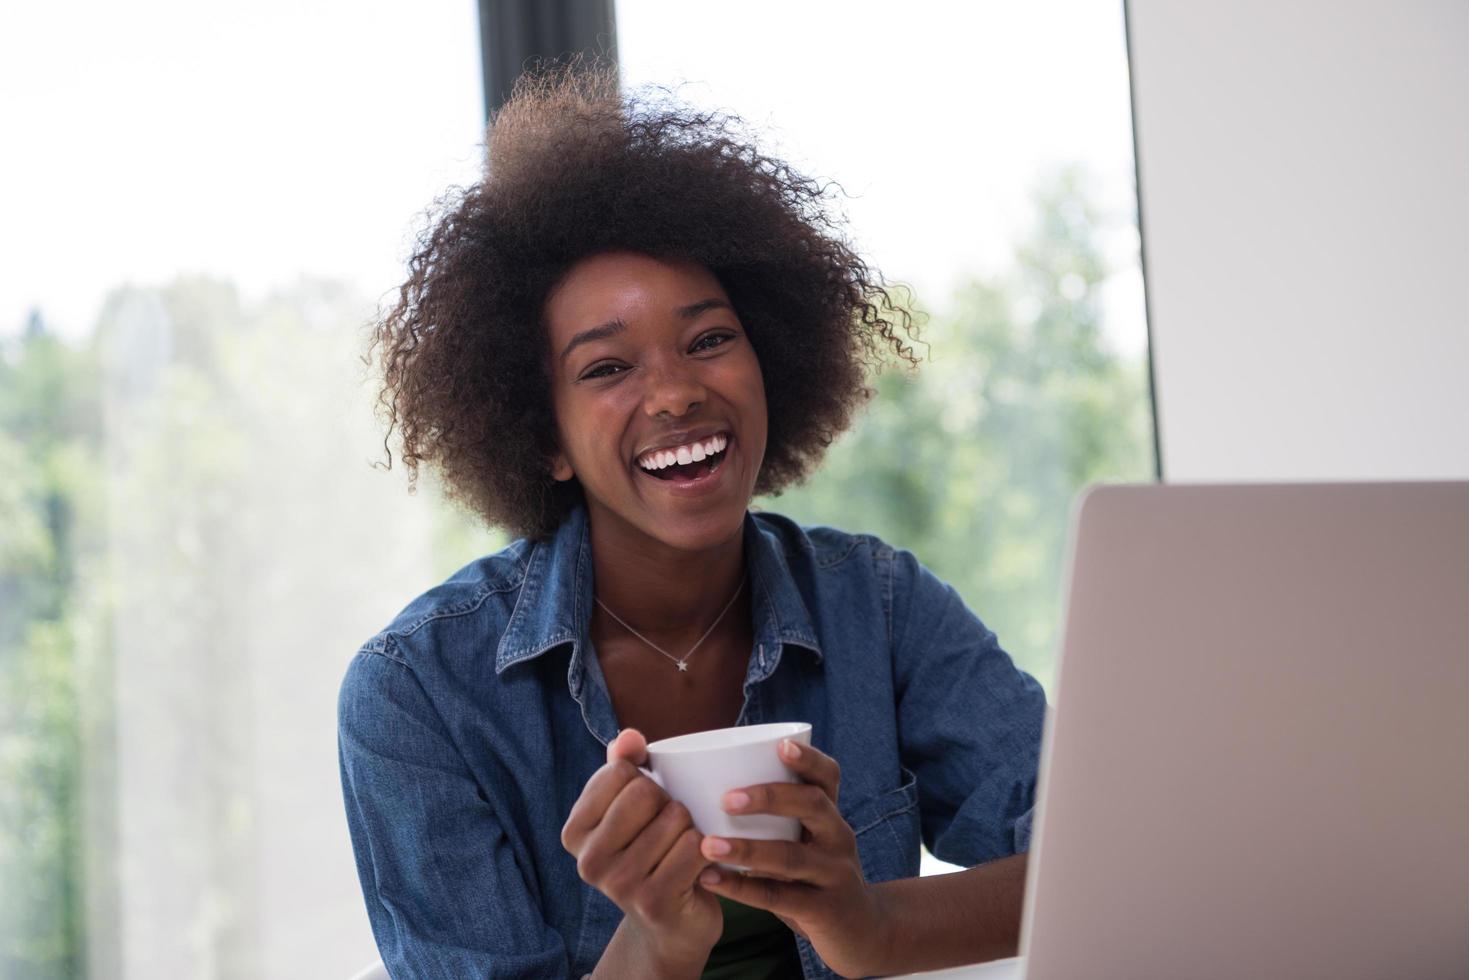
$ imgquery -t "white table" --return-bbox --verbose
[886,955,1025,979]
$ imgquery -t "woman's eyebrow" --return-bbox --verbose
[676,298,731,319]
[560,299,731,364]
[560,318,627,364]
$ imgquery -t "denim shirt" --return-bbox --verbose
[338,504,1047,979]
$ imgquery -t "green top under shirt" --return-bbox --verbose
[699,894,805,979]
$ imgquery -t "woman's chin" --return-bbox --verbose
[637,503,748,555]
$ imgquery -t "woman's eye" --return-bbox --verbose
[581,363,628,380]
[691,332,734,353]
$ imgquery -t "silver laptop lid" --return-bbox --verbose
[1022,482,1469,980]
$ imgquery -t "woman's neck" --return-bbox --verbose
[587,513,748,638]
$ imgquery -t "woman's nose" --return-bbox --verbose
[642,363,706,419]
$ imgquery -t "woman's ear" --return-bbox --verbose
[550,452,574,482]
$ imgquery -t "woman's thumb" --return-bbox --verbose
[607,727,648,766]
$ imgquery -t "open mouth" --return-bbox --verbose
[636,433,731,483]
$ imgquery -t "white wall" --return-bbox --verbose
[1128,0,1469,482]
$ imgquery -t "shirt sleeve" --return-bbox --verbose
[337,637,572,978]
[888,548,1049,867]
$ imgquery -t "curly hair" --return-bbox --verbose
[369,62,918,540]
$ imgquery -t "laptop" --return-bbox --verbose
[894,481,1469,980]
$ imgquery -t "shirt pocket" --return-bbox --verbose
[840,765,921,884]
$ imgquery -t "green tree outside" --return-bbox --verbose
[767,169,1154,688]
[1,314,103,979]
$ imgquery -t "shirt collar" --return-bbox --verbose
[494,503,823,676]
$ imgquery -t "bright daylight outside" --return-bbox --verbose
[1,1,1154,977]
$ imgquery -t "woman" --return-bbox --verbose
[339,65,1046,980]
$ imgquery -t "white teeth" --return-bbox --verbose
[637,433,731,471]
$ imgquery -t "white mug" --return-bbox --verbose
[639,721,813,871]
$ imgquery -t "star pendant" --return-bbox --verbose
[677,660,689,672]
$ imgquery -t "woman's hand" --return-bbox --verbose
[694,739,891,979]
[561,729,723,975]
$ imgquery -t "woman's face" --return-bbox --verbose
[544,251,769,554]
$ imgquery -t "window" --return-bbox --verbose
[1,3,487,976]
[617,0,1157,874]
[2,2,1156,973]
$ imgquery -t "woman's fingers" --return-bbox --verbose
[576,774,669,878]
[648,821,716,897]
[607,728,648,766]
[701,834,835,887]
[561,759,641,851]
[698,865,813,919]
[611,798,696,885]
[567,735,850,920]
[561,731,725,964]
[775,738,840,803]
[560,729,653,852]
[723,781,843,843]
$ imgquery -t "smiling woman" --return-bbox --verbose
[340,61,1047,980]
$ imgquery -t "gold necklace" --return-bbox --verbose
[594,578,745,672]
